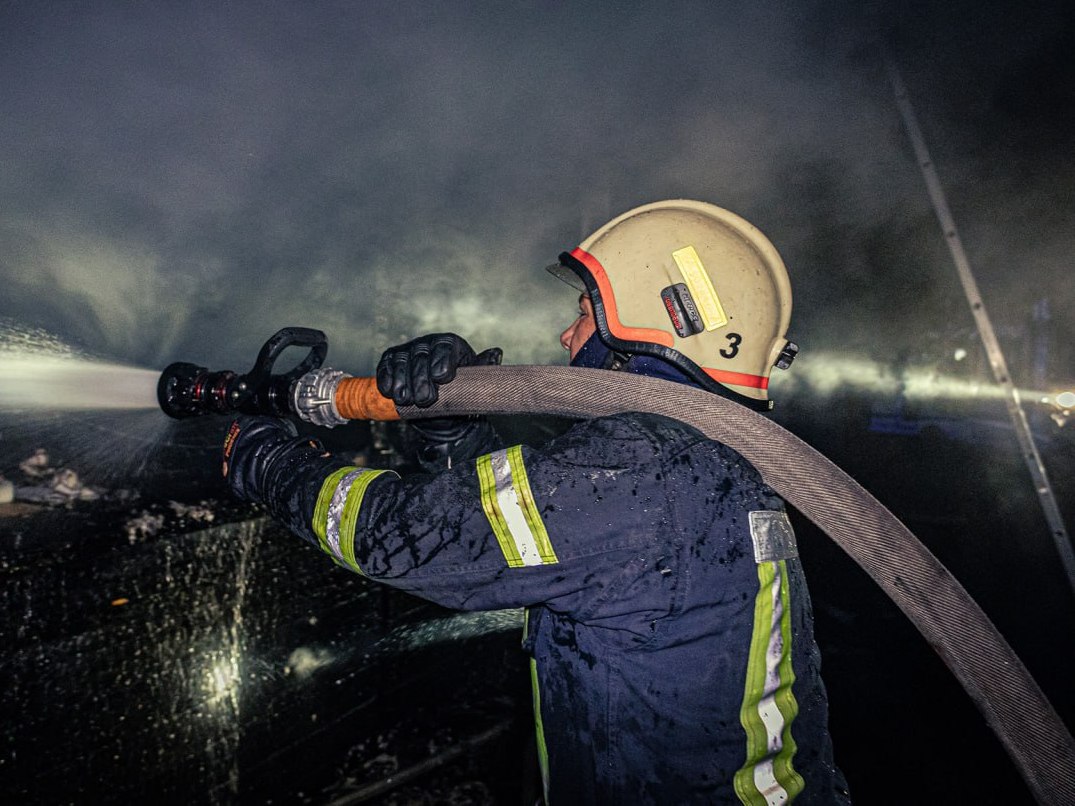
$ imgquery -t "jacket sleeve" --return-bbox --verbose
[276,437,673,614]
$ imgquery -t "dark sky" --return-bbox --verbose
[1,0,1072,397]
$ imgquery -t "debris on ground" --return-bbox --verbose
[166,500,215,525]
[124,511,166,543]
[11,448,104,506]
[19,448,51,479]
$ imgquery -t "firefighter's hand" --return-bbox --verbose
[223,416,314,504]
[376,333,502,408]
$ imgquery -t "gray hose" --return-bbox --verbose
[398,364,1075,805]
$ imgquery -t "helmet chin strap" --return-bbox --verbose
[607,350,630,372]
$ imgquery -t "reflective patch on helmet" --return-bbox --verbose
[660,283,705,337]
[672,245,729,331]
[748,511,798,563]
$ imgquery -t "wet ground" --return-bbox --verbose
[2,505,535,804]
[2,404,1073,804]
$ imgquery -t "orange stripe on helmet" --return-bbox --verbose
[703,367,770,389]
[569,248,674,349]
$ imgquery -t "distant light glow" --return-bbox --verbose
[779,352,1072,416]
[286,647,334,679]
[203,654,241,712]
[780,353,899,397]
[781,351,1007,402]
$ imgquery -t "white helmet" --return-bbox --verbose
[549,200,797,410]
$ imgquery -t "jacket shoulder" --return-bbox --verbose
[543,411,706,468]
[562,413,777,503]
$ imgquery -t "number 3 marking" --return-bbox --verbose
[720,332,742,359]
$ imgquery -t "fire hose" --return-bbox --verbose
[159,328,1075,804]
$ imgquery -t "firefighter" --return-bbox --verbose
[223,200,850,803]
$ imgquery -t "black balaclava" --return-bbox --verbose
[569,331,701,389]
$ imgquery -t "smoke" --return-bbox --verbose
[0,0,1070,388]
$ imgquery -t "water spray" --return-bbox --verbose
[0,320,160,412]
[0,354,160,411]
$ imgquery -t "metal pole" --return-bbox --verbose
[884,52,1075,600]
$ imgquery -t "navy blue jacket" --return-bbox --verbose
[256,410,850,804]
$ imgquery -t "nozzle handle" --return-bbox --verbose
[238,327,329,416]
[248,327,328,384]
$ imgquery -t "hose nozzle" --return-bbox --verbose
[157,363,242,418]
[157,327,328,419]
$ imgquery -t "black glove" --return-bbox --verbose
[376,334,502,470]
[376,333,502,409]
[222,416,354,547]
[223,415,321,506]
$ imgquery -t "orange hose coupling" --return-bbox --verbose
[335,376,399,421]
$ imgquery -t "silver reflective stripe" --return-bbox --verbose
[325,469,366,564]
[490,449,546,567]
[735,558,803,804]
[749,510,798,563]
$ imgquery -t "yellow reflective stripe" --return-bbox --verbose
[734,560,804,806]
[735,561,774,806]
[505,446,558,564]
[312,466,394,574]
[337,469,393,574]
[477,453,524,567]
[525,609,550,800]
[476,447,558,568]
[313,467,355,555]
[530,657,550,802]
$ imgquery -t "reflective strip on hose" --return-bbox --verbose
[734,560,804,806]
[312,466,396,573]
[476,446,559,567]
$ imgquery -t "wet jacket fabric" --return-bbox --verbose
[262,411,850,804]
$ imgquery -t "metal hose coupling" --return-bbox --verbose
[291,368,350,428]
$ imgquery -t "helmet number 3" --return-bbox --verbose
[720,332,742,359]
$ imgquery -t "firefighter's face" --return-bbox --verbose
[560,294,596,361]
